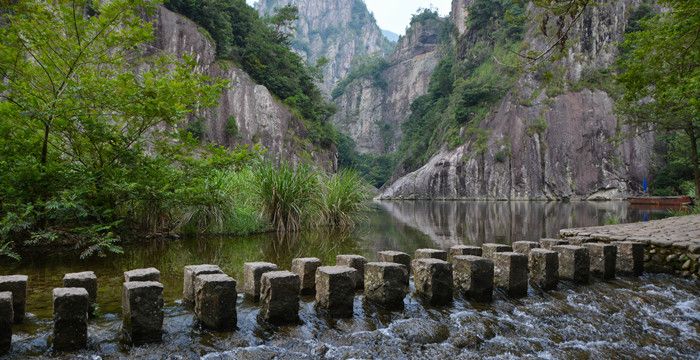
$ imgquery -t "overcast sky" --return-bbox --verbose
[247,1,452,35]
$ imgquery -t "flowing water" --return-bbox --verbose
[1,201,698,359]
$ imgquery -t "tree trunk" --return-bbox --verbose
[40,123,50,165]
[688,126,700,199]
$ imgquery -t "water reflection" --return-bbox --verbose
[1,200,693,359]
[375,200,668,248]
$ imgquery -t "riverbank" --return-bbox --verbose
[560,215,700,279]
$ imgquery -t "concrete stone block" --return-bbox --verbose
[364,262,408,309]
[122,281,164,345]
[194,274,237,331]
[291,258,322,295]
[53,288,89,351]
[513,241,540,255]
[493,252,528,298]
[183,265,223,306]
[0,292,12,355]
[0,275,27,323]
[63,271,97,316]
[243,262,278,301]
[259,271,300,324]
[584,243,616,280]
[528,249,558,290]
[615,241,645,276]
[414,248,448,261]
[336,255,367,289]
[124,268,160,282]
[553,245,590,284]
[448,245,482,262]
[540,239,568,250]
[452,255,493,302]
[412,258,453,306]
[315,266,356,317]
[482,244,513,260]
[378,251,411,270]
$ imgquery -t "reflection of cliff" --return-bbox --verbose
[377,201,631,248]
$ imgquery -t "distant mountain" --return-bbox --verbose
[382,29,400,43]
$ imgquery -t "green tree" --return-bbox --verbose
[268,4,298,44]
[617,0,700,196]
[0,0,225,257]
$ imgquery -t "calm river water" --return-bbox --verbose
[1,201,698,359]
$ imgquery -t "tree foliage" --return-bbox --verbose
[617,0,700,196]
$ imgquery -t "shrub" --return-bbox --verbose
[318,171,370,229]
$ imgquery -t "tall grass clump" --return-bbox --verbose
[254,162,319,233]
[319,170,370,229]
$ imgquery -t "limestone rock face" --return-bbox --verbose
[257,0,392,94]
[154,7,336,170]
[332,17,444,154]
[451,0,472,36]
[380,0,654,200]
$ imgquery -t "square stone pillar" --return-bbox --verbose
[513,241,540,255]
[364,262,408,309]
[482,244,513,260]
[194,274,237,331]
[53,288,89,351]
[584,243,617,280]
[0,292,12,355]
[452,255,494,302]
[414,249,448,261]
[124,268,160,282]
[291,257,322,295]
[336,255,367,290]
[315,266,356,317]
[259,271,300,325]
[122,281,164,345]
[378,251,411,274]
[243,262,278,301]
[0,275,27,323]
[528,249,559,291]
[553,245,590,284]
[540,239,568,250]
[183,265,223,306]
[615,241,645,276]
[448,245,482,262]
[493,252,528,298]
[413,258,453,306]
[63,272,97,316]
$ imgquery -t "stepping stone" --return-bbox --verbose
[452,255,493,302]
[243,262,278,301]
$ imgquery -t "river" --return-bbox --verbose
[1,201,698,359]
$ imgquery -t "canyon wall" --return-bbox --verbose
[380,0,652,200]
[154,7,335,169]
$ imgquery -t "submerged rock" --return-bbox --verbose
[389,318,450,344]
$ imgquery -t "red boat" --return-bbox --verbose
[628,196,693,207]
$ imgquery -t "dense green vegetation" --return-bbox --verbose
[331,56,390,99]
[0,0,367,261]
[165,0,337,147]
[616,0,699,197]
[394,1,525,174]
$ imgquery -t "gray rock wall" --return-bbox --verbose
[332,18,444,154]
[380,0,652,200]
[257,0,391,94]
[154,7,335,170]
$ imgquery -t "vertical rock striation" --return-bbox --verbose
[332,15,445,154]
[154,7,336,170]
[257,0,392,94]
[380,0,653,200]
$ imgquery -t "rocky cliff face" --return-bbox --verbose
[380,0,652,200]
[256,0,392,94]
[332,17,445,154]
[154,7,335,169]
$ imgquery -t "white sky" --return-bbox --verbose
[247,0,452,35]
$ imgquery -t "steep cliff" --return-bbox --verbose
[256,0,392,94]
[154,7,335,169]
[380,0,652,200]
[332,14,446,154]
